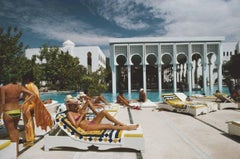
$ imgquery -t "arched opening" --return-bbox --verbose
[116,55,127,90]
[177,54,187,92]
[146,54,158,89]
[131,55,142,90]
[162,54,173,89]
[192,53,202,89]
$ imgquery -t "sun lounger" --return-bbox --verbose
[227,120,240,137]
[159,93,208,116]
[44,112,144,152]
[214,93,235,103]
[173,93,217,113]
[44,100,60,119]
[129,99,157,108]
[0,140,17,159]
[213,93,239,110]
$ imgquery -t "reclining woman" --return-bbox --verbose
[117,90,141,110]
[66,98,139,131]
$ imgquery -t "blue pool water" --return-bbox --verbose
[40,86,230,103]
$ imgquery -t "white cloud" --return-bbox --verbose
[136,0,240,41]
[1,0,240,57]
[95,0,151,30]
[28,18,111,46]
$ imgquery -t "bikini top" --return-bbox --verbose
[75,114,81,121]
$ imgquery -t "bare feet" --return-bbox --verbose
[132,106,141,110]
[126,124,139,130]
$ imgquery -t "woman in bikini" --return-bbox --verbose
[116,90,141,110]
[1,74,34,154]
[66,99,139,131]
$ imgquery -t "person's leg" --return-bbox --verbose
[94,96,109,105]
[85,100,99,114]
[22,104,35,146]
[3,113,20,155]
[86,123,138,131]
[92,110,125,126]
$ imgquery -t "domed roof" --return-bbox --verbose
[63,40,75,47]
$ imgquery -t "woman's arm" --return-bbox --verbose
[1,87,5,105]
[85,99,98,114]
[21,86,35,105]
[67,112,78,127]
[67,112,85,128]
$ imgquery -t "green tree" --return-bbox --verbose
[37,45,87,90]
[223,54,240,99]
[104,57,112,91]
[0,26,29,84]
[81,67,108,95]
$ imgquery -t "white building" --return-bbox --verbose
[222,42,239,63]
[109,36,239,96]
[25,40,106,73]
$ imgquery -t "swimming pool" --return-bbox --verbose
[40,86,230,103]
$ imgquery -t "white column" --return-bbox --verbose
[218,43,223,92]
[192,61,195,89]
[188,43,192,96]
[110,44,117,96]
[127,44,132,95]
[203,43,207,95]
[158,44,162,99]
[143,44,147,92]
[209,62,214,94]
[173,44,177,93]
[127,64,131,96]
[112,65,117,96]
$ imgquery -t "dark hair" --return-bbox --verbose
[84,89,89,95]
[10,74,18,84]
[22,71,34,83]
[119,90,124,94]
[9,69,18,84]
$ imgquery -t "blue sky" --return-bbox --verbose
[1,0,240,56]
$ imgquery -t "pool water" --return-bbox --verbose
[40,86,230,103]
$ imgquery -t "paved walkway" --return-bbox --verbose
[1,105,240,159]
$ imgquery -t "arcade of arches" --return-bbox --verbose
[110,37,224,97]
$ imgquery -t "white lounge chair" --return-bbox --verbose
[44,112,144,152]
[213,93,239,110]
[0,140,17,159]
[227,120,240,137]
[129,99,157,108]
[159,93,208,116]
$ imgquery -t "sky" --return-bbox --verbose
[1,0,240,57]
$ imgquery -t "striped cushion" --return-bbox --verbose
[55,112,122,144]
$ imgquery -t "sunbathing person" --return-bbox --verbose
[117,90,141,110]
[42,98,52,104]
[84,90,109,105]
[138,88,146,102]
[66,99,139,131]
[78,91,108,108]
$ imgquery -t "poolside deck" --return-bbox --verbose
[1,103,240,159]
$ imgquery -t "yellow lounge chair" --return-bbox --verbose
[213,93,235,103]
[160,93,208,116]
[213,93,239,110]
[44,112,144,151]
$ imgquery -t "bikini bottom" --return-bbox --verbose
[5,109,21,118]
